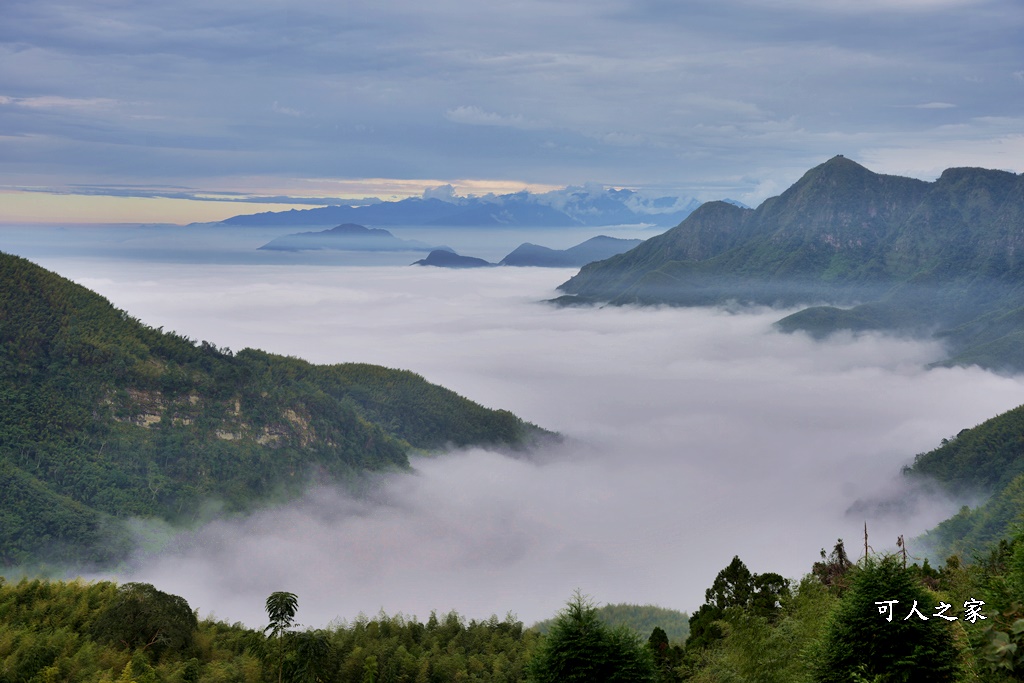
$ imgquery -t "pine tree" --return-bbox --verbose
[528,591,657,682]
[813,556,962,682]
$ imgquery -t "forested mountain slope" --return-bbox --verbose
[903,405,1024,560]
[556,156,1024,371]
[0,252,546,568]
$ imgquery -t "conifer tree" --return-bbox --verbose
[528,591,656,682]
[813,556,962,682]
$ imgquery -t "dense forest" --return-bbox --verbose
[0,251,550,569]
[3,531,1024,682]
[903,404,1024,562]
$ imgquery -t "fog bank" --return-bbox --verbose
[42,259,1024,628]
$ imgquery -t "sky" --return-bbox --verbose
[2,0,1023,223]
[33,256,1024,629]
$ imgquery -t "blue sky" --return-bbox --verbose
[1,0,1022,222]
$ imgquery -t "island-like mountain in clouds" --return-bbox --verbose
[0,252,548,568]
[412,250,494,268]
[411,236,645,269]
[258,223,447,252]
[556,156,1024,371]
[500,236,644,267]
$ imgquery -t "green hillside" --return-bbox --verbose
[0,251,548,569]
[531,603,690,645]
[556,156,1024,371]
[903,405,1024,560]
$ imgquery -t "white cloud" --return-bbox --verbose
[444,105,546,130]
[38,257,1024,629]
[862,131,1024,178]
[271,101,302,117]
[0,94,119,110]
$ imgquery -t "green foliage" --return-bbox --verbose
[0,578,537,683]
[264,591,300,683]
[0,251,548,568]
[685,556,790,651]
[903,405,1024,560]
[687,577,840,683]
[905,405,1024,494]
[532,603,690,645]
[265,592,299,638]
[812,556,963,683]
[527,592,657,683]
[812,539,856,593]
[91,582,198,660]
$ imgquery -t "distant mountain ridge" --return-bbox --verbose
[258,223,445,252]
[412,235,645,269]
[556,156,1024,371]
[500,236,644,267]
[221,186,703,228]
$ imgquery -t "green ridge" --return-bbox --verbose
[0,251,549,568]
[557,156,1024,371]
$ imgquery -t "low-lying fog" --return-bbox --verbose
[39,258,1024,629]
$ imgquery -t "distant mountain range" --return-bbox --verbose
[412,235,644,269]
[221,185,706,228]
[500,236,644,267]
[258,223,447,252]
[555,156,1024,371]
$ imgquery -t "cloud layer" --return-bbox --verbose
[2,0,1022,212]
[37,258,1024,629]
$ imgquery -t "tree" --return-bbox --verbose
[686,556,790,651]
[91,582,197,659]
[812,538,855,593]
[812,556,963,682]
[527,591,657,682]
[265,591,298,683]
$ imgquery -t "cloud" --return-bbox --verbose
[0,94,119,110]
[421,183,458,202]
[862,130,1024,178]
[2,0,1021,213]
[271,101,302,117]
[444,105,546,130]
[38,256,1024,629]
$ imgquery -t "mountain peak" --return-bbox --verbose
[806,155,874,181]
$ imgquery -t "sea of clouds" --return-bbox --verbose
[37,257,1024,630]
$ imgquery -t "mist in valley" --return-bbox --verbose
[35,256,1024,630]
